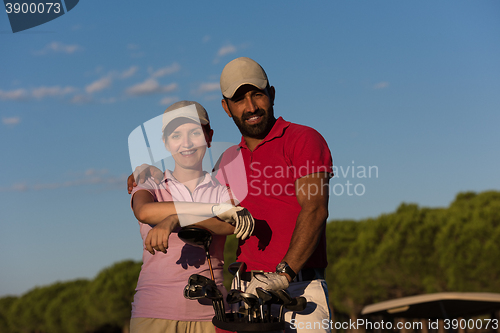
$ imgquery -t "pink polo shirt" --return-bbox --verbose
[130,170,230,321]
[215,117,333,272]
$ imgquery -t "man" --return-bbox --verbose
[128,57,333,332]
[216,57,333,332]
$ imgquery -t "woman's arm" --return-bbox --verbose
[145,214,235,255]
[132,190,216,225]
[187,215,236,235]
[132,190,248,232]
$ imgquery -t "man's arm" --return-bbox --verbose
[280,172,330,281]
[244,172,329,295]
[127,164,163,194]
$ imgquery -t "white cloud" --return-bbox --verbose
[32,86,75,98]
[217,44,237,57]
[86,76,112,94]
[36,41,82,55]
[162,83,178,92]
[2,117,21,125]
[127,44,139,50]
[70,94,92,104]
[121,66,138,79]
[203,35,211,43]
[126,78,159,95]
[1,86,75,101]
[373,81,389,90]
[12,183,28,192]
[214,43,240,63]
[126,79,177,96]
[0,89,29,101]
[196,82,220,94]
[150,63,181,78]
[159,96,178,106]
[0,170,127,192]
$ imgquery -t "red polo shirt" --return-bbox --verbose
[215,117,333,272]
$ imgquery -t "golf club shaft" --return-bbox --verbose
[206,253,215,281]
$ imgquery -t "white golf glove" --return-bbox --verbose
[212,203,255,240]
[245,273,289,296]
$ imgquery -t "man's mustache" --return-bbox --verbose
[241,109,266,122]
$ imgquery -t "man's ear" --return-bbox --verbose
[268,86,276,106]
[221,98,232,118]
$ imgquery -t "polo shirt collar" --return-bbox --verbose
[162,169,216,187]
[238,116,290,150]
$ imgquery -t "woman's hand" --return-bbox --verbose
[144,215,180,255]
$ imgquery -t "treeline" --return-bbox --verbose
[0,261,141,333]
[326,190,500,320]
[1,191,499,332]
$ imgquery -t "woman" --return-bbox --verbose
[129,101,254,333]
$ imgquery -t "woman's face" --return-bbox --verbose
[164,122,210,171]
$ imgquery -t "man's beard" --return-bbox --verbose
[231,107,275,139]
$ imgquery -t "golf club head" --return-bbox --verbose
[188,274,216,288]
[228,262,243,275]
[274,289,292,304]
[203,284,223,300]
[240,292,258,307]
[285,296,307,312]
[178,226,212,252]
[226,289,244,304]
[183,284,206,300]
[256,287,273,303]
[228,261,245,292]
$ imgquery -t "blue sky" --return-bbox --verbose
[1,1,499,297]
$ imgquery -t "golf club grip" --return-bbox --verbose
[285,296,307,311]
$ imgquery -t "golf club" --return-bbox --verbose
[274,289,307,322]
[228,262,245,291]
[204,284,225,321]
[178,226,215,280]
[183,284,205,299]
[239,292,259,323]
[226,289,244,304]
[256,287,280,323]
[187,273,216,288]
[179,226,226,321]
[228,262,246,316]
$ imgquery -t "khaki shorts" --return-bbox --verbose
[130,317,216,333]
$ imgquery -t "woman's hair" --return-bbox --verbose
[162,121,212,143]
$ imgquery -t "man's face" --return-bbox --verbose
[222,85,276,139]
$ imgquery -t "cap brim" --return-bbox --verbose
[222,78,268,98]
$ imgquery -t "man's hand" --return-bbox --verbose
[212,203,255,240]
[245,273,289,296]
[144,215,179,255]
[127,164,163,194]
